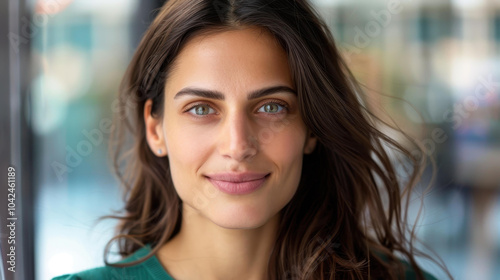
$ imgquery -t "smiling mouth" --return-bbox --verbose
[204,171,271,182]
[205,173,270,195]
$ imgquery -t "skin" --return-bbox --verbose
[144,26,317,280]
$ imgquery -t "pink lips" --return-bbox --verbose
[205,172,270,195]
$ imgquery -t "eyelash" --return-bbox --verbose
[184,99,289,118]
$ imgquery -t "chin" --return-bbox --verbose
[208,205,271,229]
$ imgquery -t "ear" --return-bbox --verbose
[144,99,167,157]
[303,129,317,155]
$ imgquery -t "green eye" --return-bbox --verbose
[188,104,216,116]
[258,103,286,114]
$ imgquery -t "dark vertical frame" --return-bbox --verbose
[0,0,34,279]
[0,0,11,275]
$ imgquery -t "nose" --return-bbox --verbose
[218,111,258,162]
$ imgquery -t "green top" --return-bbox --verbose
[51,244,174,280]
[51,244,438,280]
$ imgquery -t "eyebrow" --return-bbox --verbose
[173,85,297,100]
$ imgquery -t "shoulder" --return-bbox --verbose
[50,266,123,280]
[51,245,156,280]
[51,265,141,280]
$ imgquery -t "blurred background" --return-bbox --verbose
[0,0,498,279]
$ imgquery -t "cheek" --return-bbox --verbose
[263,121,306,163]
[163,121,215,199]
[165,121,214,165]
[266,122,307,186]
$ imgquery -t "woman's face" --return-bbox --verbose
[145,26,317,229]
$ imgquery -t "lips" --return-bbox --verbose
[204,172,270,182]
[205,172,270,195]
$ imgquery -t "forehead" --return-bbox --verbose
[164,26,293,98]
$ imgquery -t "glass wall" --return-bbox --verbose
[31,1,138,279]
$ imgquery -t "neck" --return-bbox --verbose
[157,204,280,280]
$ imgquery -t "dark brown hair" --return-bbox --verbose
[103,0,452,279]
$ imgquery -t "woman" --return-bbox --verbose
[53,0,452,279]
